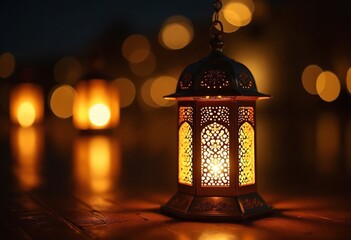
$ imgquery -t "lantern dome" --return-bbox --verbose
[165,49,270,99]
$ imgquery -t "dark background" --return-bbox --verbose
[1,0,351,198]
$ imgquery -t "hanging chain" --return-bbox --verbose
[210,0,224,51]
[211,0,223,36]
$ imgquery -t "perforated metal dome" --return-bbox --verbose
[165,49,270,100]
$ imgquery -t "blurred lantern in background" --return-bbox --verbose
[10,83,44,128]
[161,0,272,220]
[73,79,120,130]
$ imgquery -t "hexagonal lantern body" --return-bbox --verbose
[161,50,272,220]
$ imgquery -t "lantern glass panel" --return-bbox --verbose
[201,122,230,187]
[178,122,193,186]
[238,107,255,186]
[178,106,194,186]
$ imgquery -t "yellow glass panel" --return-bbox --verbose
[238,122,255,186]
[201,122,230,187]
[178,122,193,185]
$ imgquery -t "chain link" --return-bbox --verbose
[211,0,223,35]
[213,0,222,23]
[210,0,224,51]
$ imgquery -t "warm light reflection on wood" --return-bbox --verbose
[199,232,238,240]
[11,127,43,191]
[316,112,339,174]
[74,135,120,195]
[73,79,119,130]
[10,83,44,127]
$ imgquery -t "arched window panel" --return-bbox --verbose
[178,122,193,186]
[238,122,255,186]
[201,122,230,187]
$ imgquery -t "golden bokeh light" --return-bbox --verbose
[159,15,194,50]
[49,85,76,119]
[140,78,159,108]
[213,0,254,32]
[53,57,82,84]
[122,34,151,63]
[223,0,254,27]
[346,67,351,94]
[213,11,240,33]
[10,84,44,127]
[0,52,16,78]
[150,76,177,107]
[129,52,156,77]
[111,78,136,108]
[88,103,111,127]
[316,71,340,102]
[302,64,323,95]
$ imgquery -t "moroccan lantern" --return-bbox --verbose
[161,1,272,220]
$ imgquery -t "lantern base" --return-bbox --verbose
[161,192,272,221]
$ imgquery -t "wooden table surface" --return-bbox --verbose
[2,190,351,240]
[1,110,351,239]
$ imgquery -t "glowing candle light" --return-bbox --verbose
[73,79,119,130]
[10,83,44,128]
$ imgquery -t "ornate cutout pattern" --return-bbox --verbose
[179,73,193,90]
[238,72,254,89]
[179,107,193,125]
[238,122,255,186]
[201,122,230,187]
[200,106,230,126]
[200,70,230,89]
[178,122,193,185]
[238,107,254,126]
